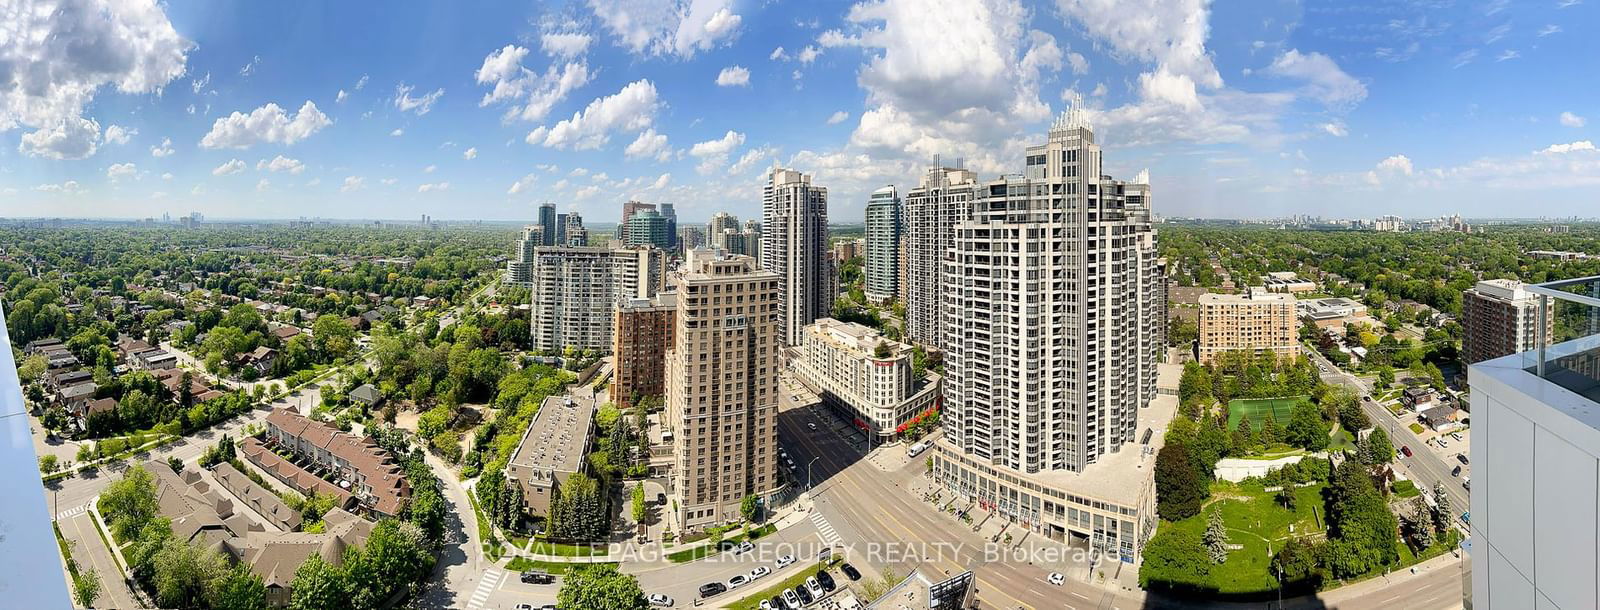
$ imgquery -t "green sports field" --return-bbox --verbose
[1226,396,1310,430]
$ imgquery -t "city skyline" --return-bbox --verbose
[5,1,1597,224]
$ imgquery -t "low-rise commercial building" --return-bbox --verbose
[506,395,596,519]
[789,318,940,440]
[1262,271,1317,293]
[1197,288,1299,364]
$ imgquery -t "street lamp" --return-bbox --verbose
[807,456,822,491]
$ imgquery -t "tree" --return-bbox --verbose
[313,315,358,361]
[1138,528,1212,591]
[1284,402,1330,452]
[1236,415,1255,448]
[1426,362,1447,392]
[631,483,648,524]
[556,564,648,610]
[39,454,59,474]
[72,571,101,609]
[1259,413,1281,447]
[1432,482,1452,536]
[166,455,184,473]
[1361,427,1395,465]
[1375,365,1395,390]
[101,465,159,540]
[1276,485,1299,511]
[1154,442,1208,521]
[290,553,348,610]
[1323,461,1400,578]
[550,473,605,541]
[179,371,195,408]
[1204,510,1229,564]
[740,493,760,523]
[208,564,267,610]
[1271,538,1325,591]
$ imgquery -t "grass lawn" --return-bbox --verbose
[1409,423,1426,434]
[531,539,609,557]
[1396,530,1462,567]
[503,557,618,575]
[724,560,839,610]
[1392,479,1420,498]
[1387,404,1405,416]
[1163,481,1328,594]
[1328,426,1357,452]
[1227,396,1310,431]
[667,523,778,563]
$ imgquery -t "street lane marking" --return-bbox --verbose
[811,512,843,546]
[56,502,91,521]
[466,568,503,610]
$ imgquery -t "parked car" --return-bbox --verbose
[782,589,801,608]
[1438,439,1449,448]
[907,442,928,457]
[770,596,789,610]
[760,600,774,610]
[750,566,772,580]
[808,422,818,431]
[815,569,836,591]
[1457,453,1469,465]
[737,540,755,554]
[514,605,533,610]
[841,563,862,581]
[1452,465,1462,477]
[795,585,814,605]
[1401,445,1413,457]
[1463,477,1470,490]
[520,570,554,585]
[647,593,674,607]
[1451,432,1463,442]
[657,492,668,505]
[699,582,727,598]
[1047,572,1065,586]
[805,576,824,598]
[776,554,796,568]
[728,574,750,589]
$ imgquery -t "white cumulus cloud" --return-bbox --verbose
[475,45,593,122]
[827,111,849,124]
[625,128,673,161]
[1539,141,1596,154]
[150,137,174,157]
[106,162,137,180]
[200,101,331,149]
[1560,111,1586,128]
[393,83,445,115]
[104,125,137,145]
[257,155,306,174]
[340,176,366,192]
[463,147,478,159]
[212,159,246,175]
[1,0,190,159]
[587,0,743,58]
[418,182,450,192]
[527,79,659,150]
[716,65,751,87]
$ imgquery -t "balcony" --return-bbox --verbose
[1521,276,1600,403]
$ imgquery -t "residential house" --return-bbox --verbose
[1401,386,1440,410]
[349,384,382,408]
[244,347,278,375]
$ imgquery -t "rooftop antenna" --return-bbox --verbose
[1053,91,1092,133]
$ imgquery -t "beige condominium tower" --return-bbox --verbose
[665,248,783,532]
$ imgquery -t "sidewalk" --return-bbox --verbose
[505,499,815,565]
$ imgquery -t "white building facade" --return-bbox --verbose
[529,246,665,354]
[762,167,833,347]
[790,318,940,439]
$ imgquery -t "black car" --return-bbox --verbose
[699,582,727,598]
[520,570,554,585]
[1457,454,1469,465]
[770,596,789,610]
[841,563,862,581]
[816,569,836,591]
[657,492,668,505]
[795,585,814,605]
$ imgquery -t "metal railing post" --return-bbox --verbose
[1537,295,1548,377]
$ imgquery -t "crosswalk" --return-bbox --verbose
[56,502,90,521]
[465,568,502,610]
[811,512,843,547]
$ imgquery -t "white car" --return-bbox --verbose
[749,566,772,580]
[805,576,824,598]
[776,554,796,568]
[1047,572,1065,586]
[729,574,750,589]
[647,593,674,607]
[808,422,818,431]
[737,541,755,554]
[782,589,801,607]
[759,601,773,610]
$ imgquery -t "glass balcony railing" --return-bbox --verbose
[1523,276,1600,403]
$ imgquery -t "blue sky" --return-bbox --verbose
[2,0,1597,223]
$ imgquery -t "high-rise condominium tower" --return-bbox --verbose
[932,104,1165,562]
[708,212,740,249]
[538,203,557,246]
[865,186,902,304]
[904,166,979,348]
[761,167,832,346]
[619,200,656,242]
[659,203,678,250]
[528,246,666,353]
[1462,279,1554,364]
[666,249,781,531]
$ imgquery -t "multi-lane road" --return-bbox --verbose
[777,392,1466,610]
[1302,349,1470,517]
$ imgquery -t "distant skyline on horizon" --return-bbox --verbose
[2,0,1597,224]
